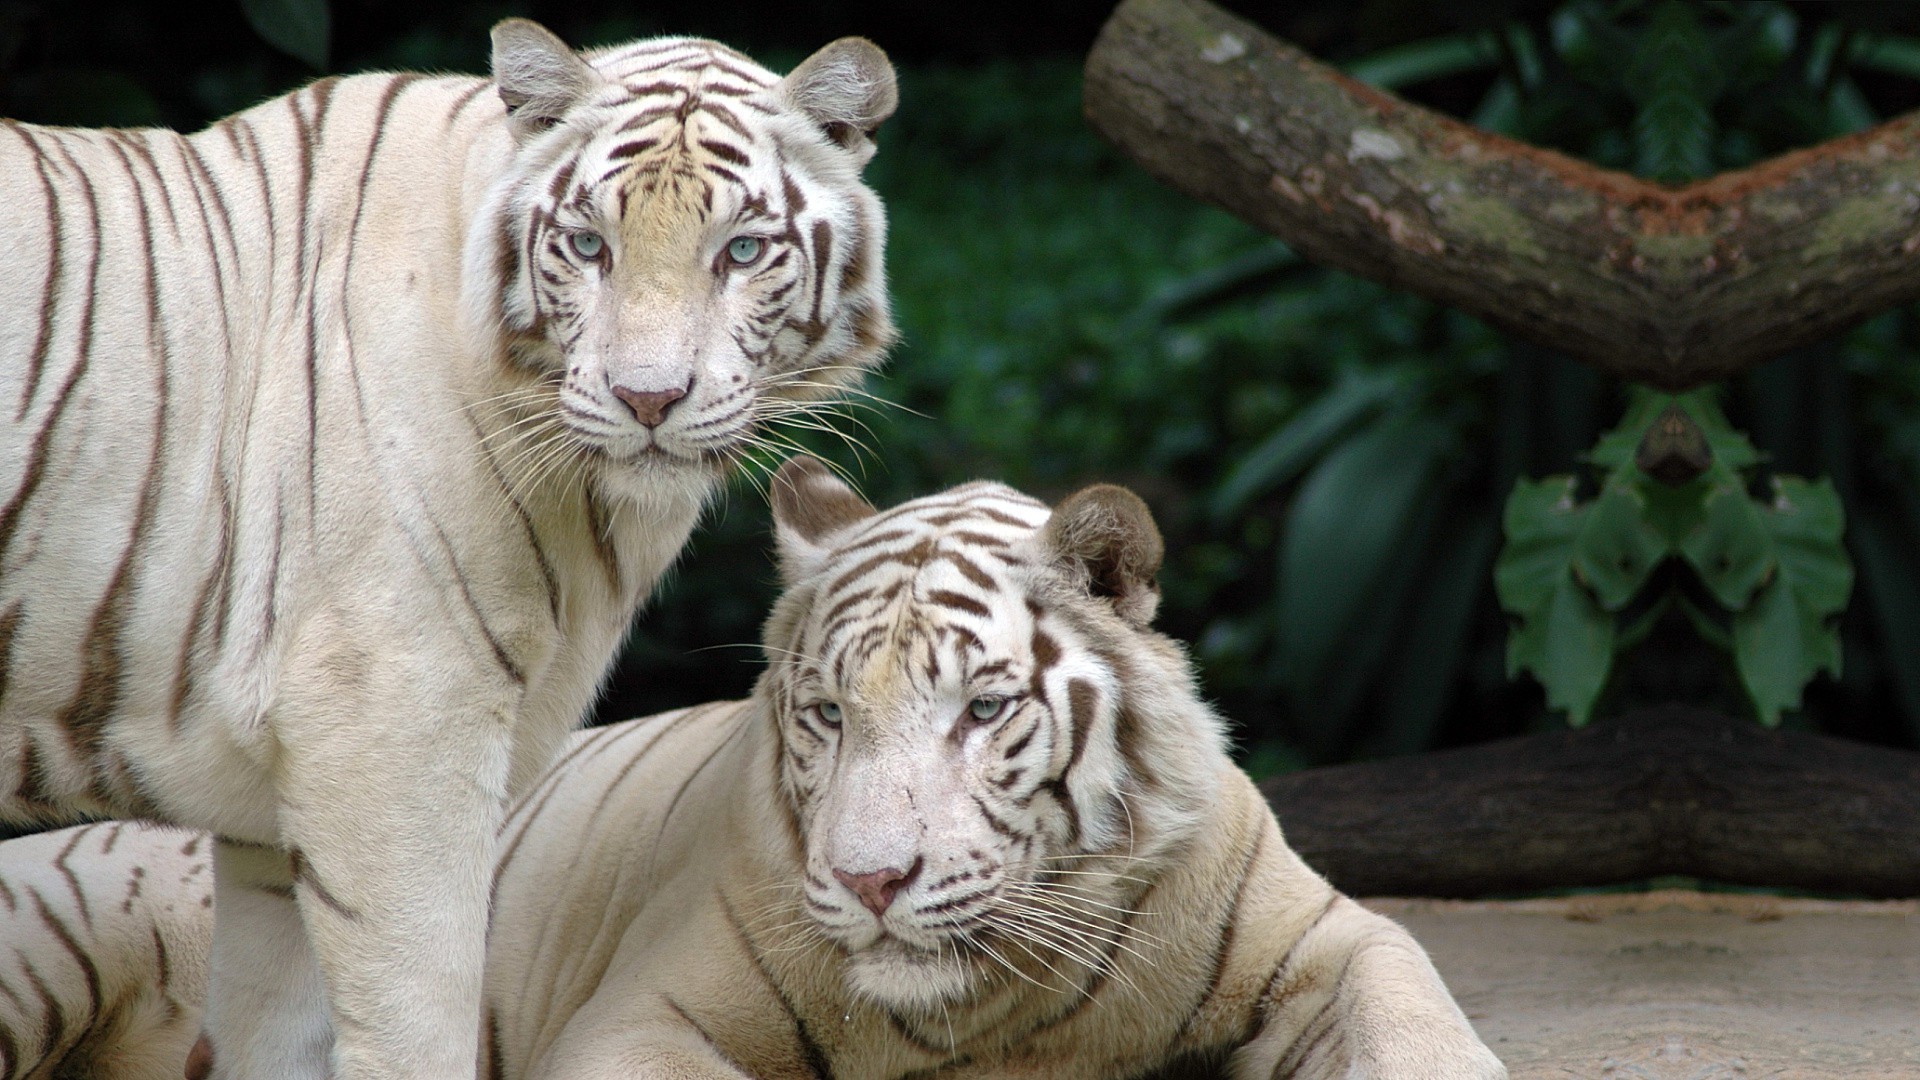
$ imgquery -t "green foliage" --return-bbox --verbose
[1496,391,1852,725]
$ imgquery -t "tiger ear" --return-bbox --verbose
[1043,485,1164,627]
[491,19,602,143]
[779,37,898,165]
[771,456,877,584]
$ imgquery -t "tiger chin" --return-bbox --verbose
[0,458,1503,1079]
[0,20,895,1080]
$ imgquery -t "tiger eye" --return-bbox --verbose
[569,231,605,260]
[968,697,1006,723]
[726,235,765,266]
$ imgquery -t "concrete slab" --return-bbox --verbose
[1366,891,1920,1079]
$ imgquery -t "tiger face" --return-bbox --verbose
[470,23,896,501]
[762,458,1216,1012]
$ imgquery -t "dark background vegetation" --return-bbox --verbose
[11,0,1920,771]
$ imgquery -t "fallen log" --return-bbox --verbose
[1262,704,1920,897]
[1084,0,1920,390]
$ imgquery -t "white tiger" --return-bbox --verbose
[0,19,896,1080]
[0,458,1504,1079]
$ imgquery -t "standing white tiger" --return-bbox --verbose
[0,19,895,1080]
[0,458,1503,1079]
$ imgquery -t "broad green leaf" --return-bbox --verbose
[1507,572,1615,726]
[1211,367,1406,521]
[1678,481,1777,610]
[242,0,330,70]
[1637,470,1711,546]
[1494,476,1584,615]
[1496,475,1615,724]
[1571,481,1668,610]
[1731,477,1851,725]
[1276,411,1454,695]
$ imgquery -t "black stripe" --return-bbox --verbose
[719,892,831,1079]
[53,825,98,931]
[1174,822,1270,1043]
[14,127,63,420]
[425,517,526,686]
[925,589,989,619]
[0,135,100,575]
[31,886,101,1031]
[56,130,172,771]
[339,75,424,433]
[289,848,360,922]
[0,601,22,709]
[808,220,832,324]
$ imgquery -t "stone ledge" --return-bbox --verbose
[1367,890,1920,1078]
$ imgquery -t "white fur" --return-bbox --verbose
[0,23,894,1080]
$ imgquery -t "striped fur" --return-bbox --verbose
[0,462,1502,1079]
[0,20,895,1080]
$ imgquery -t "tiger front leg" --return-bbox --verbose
[1232,899,1505,1080]
[267,683,517,1080]
[203,839,332,1078]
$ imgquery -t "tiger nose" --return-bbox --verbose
[612,384,687,427]
[833,857,923,917]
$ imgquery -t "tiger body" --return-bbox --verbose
[482,458,1505,1079]
[0,23,896,1080]
[0,460,1502,1079]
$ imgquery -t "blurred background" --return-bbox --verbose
[11,0,1920,770]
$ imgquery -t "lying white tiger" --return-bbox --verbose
[0,458,1503,1079]
[0,19,894,1080]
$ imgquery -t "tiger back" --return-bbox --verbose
[0,23,895,1080]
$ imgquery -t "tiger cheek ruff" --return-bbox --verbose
[0,18,894,1080]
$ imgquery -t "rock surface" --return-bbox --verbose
[1370,890,1920,1079]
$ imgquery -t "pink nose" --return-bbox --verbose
[611,384,687,427]
[833,858,923,917]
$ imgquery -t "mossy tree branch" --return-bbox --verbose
[1084,0,1920,389]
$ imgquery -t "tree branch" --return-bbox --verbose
[1084,0,1920,389]
[1261,705,1920,897]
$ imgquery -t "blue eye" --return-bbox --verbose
[815,702,843,728]
[726,235,765,265]
[967,697,1008,724]
[569,231,604,259]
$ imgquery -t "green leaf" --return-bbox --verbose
[1678,481,1778,610]
[1731,477,1852,725]
[1495,476,1584,615]
[1211,367,1406,521]
[1495,476,1616,725]
[1571,481,1668,610]
[1509,572,1616,726]
[1276,411,1455,695]
[241,0,330,70]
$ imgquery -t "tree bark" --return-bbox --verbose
[1084,0,1920,390]
[1261,704,1920,897]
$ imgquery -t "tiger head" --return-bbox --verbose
[761,457,1229,1011]
[466,23,896,503]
